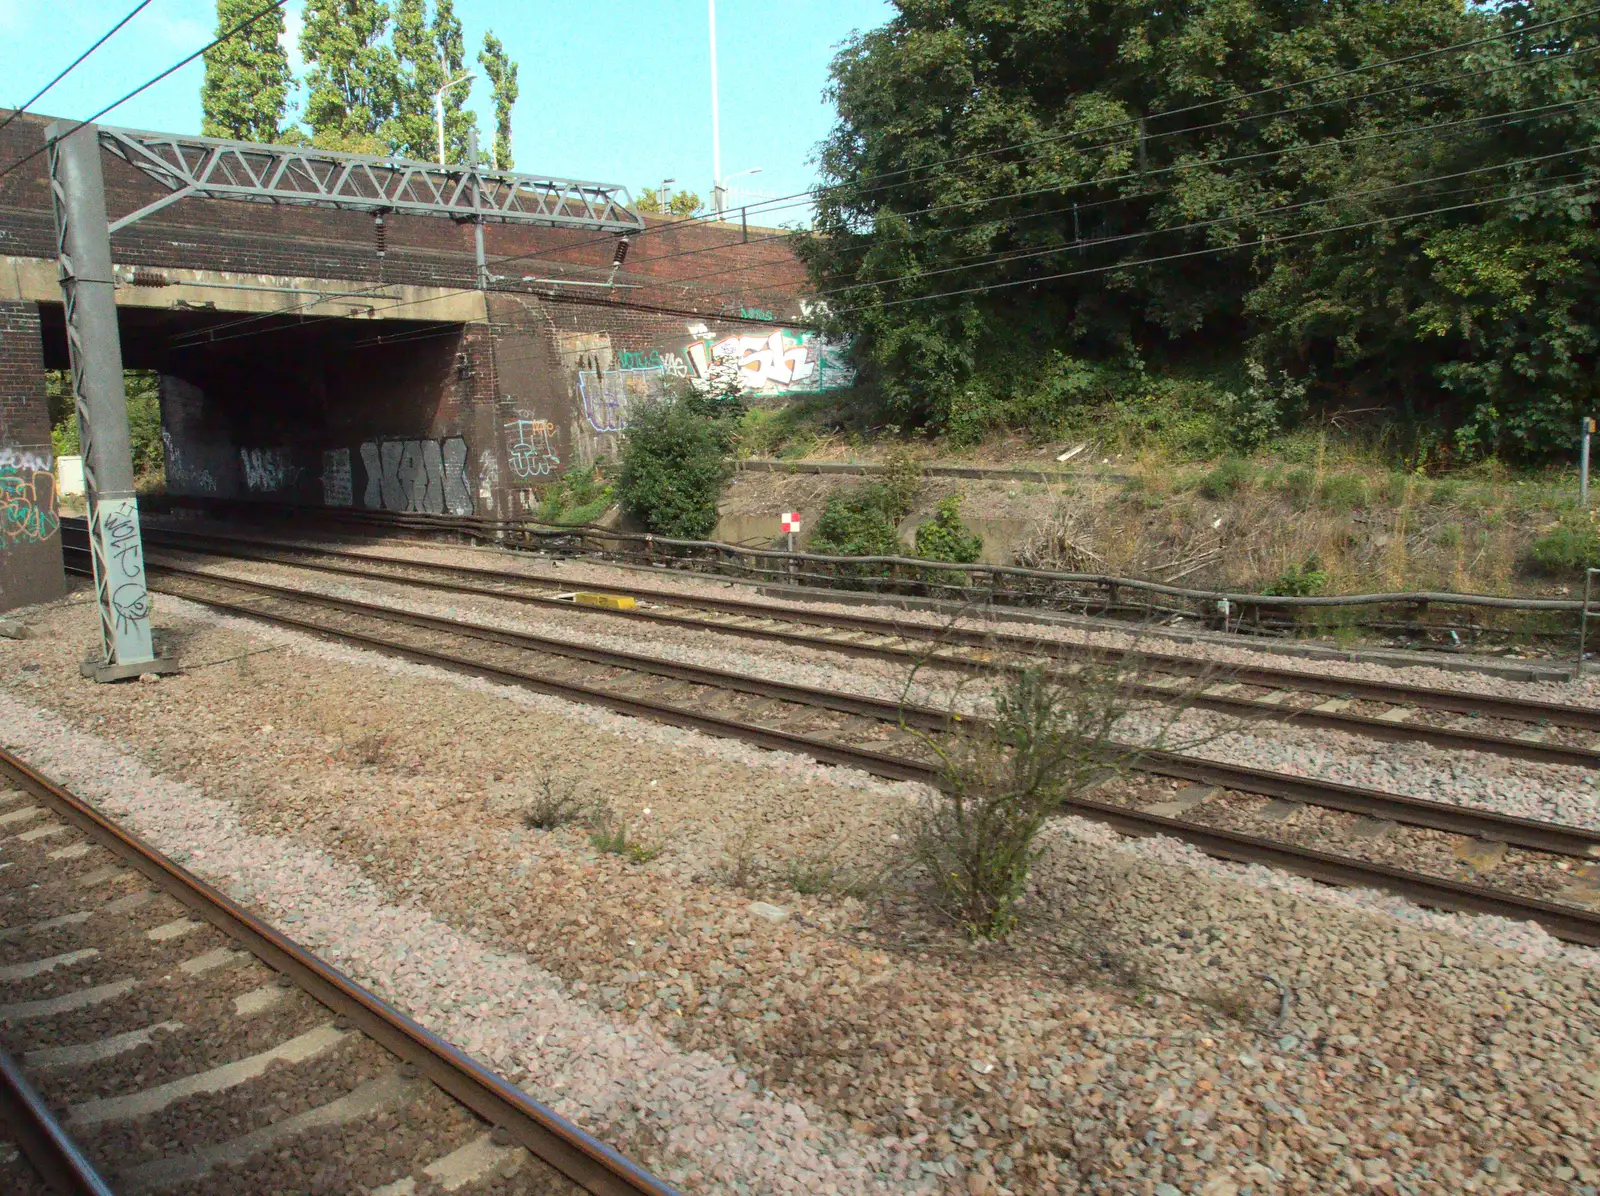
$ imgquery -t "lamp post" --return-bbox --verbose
[714,166,762,216]
[709,0,721,219]
[433,71,476,165]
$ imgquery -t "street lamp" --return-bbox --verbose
[433,71,476,165]
[714,166,762,216]
[659,177,676,212]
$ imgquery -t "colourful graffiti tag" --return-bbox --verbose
[0,466,59,545]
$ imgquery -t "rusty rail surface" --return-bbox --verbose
[66,549,1600,948]
[0,1043,115,1195]
[0,744,681,1196]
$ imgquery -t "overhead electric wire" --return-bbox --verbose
[831,177,1593,316]
[415,4,1600,272]
[0,0,156,141]
[0,0,289,186]
[170,73,1600,351]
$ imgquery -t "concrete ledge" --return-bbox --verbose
[78,657,180,683]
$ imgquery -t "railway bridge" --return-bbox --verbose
[0,110,828,612]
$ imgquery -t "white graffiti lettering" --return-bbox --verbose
[239,447,298,493]
[321,448,352,507]
[359,437,473,516]
[505,414,560,479]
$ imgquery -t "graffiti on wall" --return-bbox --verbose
[321,448,353,507]
[477,448,500,503]
[239,447,300,494]
[576,367,666,434]
[573,326,854,436]
[358,437,473,516]
[505,413,560,479]
[162,431,217,493]
[0,459,58,546]
[0,448,51,473]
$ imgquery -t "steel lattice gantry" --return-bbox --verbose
[97,126,644,234]
[46,121,642,680]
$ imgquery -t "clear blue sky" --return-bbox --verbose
[0,0,893,220]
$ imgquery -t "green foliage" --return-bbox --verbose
[202,0,291,141]
[914,494,983,563]
[477,31,518,169]
[1524,520,1600,576]
[589,810,663,863]
[535,460,613,525]
[47,371,161,477]
[1199,457,1252,500]
[809,487,904,558]
[1264,557,1328,597]
[297,0,500,160]
[636,188,704,217]
[1318,473,1370,513]
[800,0,1600,463]
[617,395,735,539]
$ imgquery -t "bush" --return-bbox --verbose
[1264,557,1328,597]
[536,460,614,525]
[1523,521,1600,576]
[914,494,983,563]
[618,394,735,539]
[1318,473,1369,512]
[1199,457,1252,499]
[809,487,904,558]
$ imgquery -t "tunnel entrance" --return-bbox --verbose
[37,303,478,512]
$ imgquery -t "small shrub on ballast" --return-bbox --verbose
[522,765,590,829]
[905,652,1218,940]
[617,389,739,539]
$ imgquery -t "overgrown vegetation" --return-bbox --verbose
[913,494,983,563]
[617,388,741,539]
[588,805,663,864]
[48,370,164,482]
[800,1,1600,464]
[535,460,613,525]
[807,450,924,557]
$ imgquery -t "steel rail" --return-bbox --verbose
[103,553,1600,861]
[68,523,1600,768]
[0,1044,115,1196]
[0,743,680,1196]
[109,521,1600,733]
[63,555,1600,948]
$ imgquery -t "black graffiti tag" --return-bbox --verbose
[104,512,143,578]
[111,582,150,634]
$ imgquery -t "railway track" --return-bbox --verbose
[96,521,1600,771]
[0,747,677,1196]
[58,541,1600,950]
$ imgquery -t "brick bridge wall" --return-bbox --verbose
[0,111,841,537]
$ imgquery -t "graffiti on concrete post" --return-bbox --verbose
[358,436,473,516]
[505,412,560,479]
[321,448,352,507]
[0,457,59,546]
[239,447,300,494]
[102,502,151,634]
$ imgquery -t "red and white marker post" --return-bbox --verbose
[780,510,802,553]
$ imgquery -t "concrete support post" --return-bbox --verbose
[46,122,171,681]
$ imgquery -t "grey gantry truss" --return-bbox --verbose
[98,125,644,235]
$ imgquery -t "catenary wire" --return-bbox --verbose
[0,0,157,141]
[0,0,289,187]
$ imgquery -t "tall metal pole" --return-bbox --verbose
[1583,416,1594,508]
[46,122,167,681]
[709,0,722,215]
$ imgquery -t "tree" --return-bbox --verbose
[201,0,291,142]
[387,0,476,161]
[636,187,703,216]
[300,0,398,154]
[800,0,1600,461]
[479,31,519,169]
